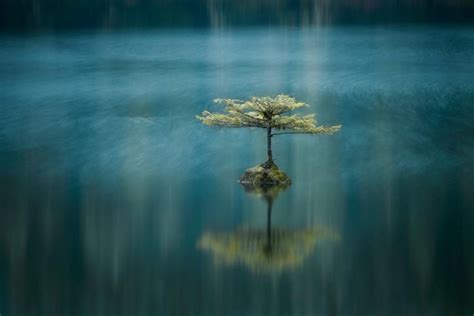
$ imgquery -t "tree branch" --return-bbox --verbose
[271,131,322,136]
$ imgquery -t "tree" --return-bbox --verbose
[198,183,340,273]
[197,95,341,168]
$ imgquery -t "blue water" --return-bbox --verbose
[0,26,473,315]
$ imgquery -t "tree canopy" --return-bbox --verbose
[198,225,340,274]
[197,95,341,136]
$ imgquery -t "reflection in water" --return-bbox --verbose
[199,184,340,273]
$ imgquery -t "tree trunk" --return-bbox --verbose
[267,126,273,163]
[265,197,273,254]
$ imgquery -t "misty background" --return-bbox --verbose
[1,0,474,31]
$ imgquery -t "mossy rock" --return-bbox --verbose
[239,161,292,187]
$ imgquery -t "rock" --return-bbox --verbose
[239,161,292,187]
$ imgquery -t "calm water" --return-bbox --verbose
[0,27,474,316]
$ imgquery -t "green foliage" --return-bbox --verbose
[198,226,340,274]
[197,95,341,136]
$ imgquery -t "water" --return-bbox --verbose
[0,26,473,315]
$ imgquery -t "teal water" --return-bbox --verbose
[0,27,473,315]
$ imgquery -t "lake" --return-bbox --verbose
[0,26,473,315]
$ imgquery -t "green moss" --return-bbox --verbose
[239,163,292,188]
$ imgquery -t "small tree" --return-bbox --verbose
[197,95,341,169]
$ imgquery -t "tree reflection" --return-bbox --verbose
[198,183,340,273]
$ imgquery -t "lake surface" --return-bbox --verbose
[0,26,473,316]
